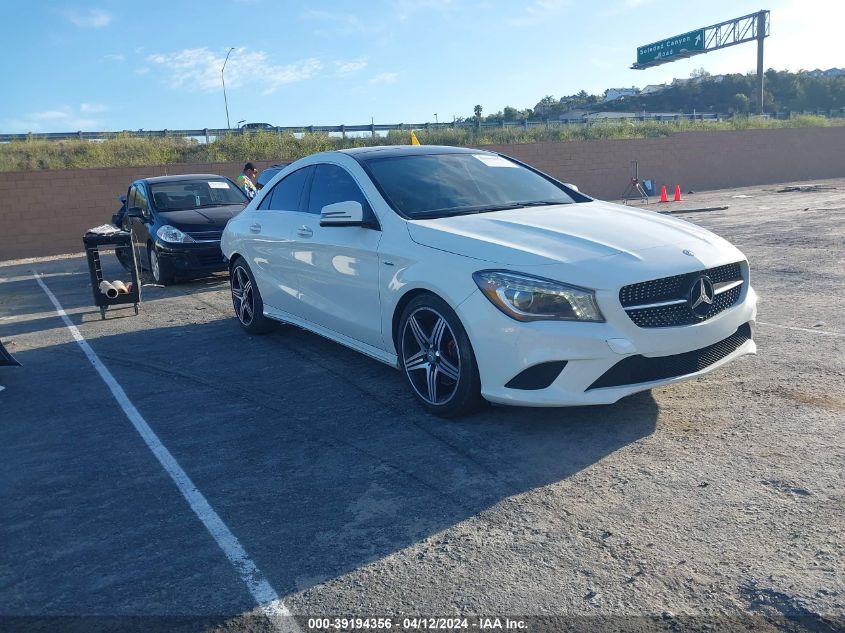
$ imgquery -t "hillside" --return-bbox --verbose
[479,69,845,122]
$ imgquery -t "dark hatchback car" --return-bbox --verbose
[117,175,248,284]
[256,162,291,190]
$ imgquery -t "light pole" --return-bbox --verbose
[434,113,438,124]
[222,47,235,129]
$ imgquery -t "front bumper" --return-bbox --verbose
[457,285,758,407]
[154,241,227,274]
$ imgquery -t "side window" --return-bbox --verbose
[307,164,370,215]
[127,186,138,210]
[258,167,310,212]
[135,185,150,215]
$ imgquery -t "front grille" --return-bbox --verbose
[186,230,223,242]
[620,262,743,328]
[587,322,752,390]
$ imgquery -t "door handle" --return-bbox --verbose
[249,223,262,234]
[297,225,313,238]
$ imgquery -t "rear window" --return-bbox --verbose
[364,153,575,218]
[149,179,247,211]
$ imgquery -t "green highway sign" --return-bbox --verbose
[636,29,705,67]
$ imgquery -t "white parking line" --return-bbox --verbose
[758,321,845,337]
[33,272,300,633]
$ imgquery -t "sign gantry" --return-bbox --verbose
[632,10,770,113]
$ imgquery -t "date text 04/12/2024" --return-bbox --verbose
[306,617,527,630]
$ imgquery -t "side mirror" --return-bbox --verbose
[563,182,580,192]
[126,207,145,219]
[320,200,364,227]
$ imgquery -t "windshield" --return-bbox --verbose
[149,179,247,211]
[363,153,576,219]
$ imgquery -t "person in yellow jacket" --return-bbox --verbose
[237,162,258,199]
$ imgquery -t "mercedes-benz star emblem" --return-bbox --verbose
[688,276,715,318]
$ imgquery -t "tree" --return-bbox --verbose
[473,105,483,120]
[503,106,519,121]
[733,93,750,114]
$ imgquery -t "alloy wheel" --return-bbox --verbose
[231,265,255,326]
[149,248,161,281]
[401,307,462,405]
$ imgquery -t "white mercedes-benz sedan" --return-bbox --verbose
[221,145,757,417]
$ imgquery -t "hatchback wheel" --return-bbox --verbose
[230,258,277,334]
[147,244,174,285]
[399,294,484,417]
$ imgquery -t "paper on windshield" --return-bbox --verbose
[208,181,230,189]
[473,154,518,168]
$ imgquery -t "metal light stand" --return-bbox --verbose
[621,160,649,204]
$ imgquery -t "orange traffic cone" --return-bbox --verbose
[673,185,682,202]
[659,185,668,202]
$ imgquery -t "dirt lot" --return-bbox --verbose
[1,179,843,633]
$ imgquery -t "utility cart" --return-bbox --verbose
[83,227,141,320]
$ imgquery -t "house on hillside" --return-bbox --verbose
[641,84,667,95]
[604,87,640,101]
[805,68,844,77]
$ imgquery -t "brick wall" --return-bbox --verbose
[482,127,845,201]
[1,127,844,261]
[0,160,277,261]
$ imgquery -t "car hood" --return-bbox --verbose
[158,205,245,231]
[406,200,730,266]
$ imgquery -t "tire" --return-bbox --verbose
[398,294,484,418]
[230,258,277,335]
[147,244,175,285]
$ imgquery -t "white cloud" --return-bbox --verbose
[146,47,322,95]
[80,103,108,113]
[30,110,71,120]
[2,106,101,133]
[335,58,368,75]
[507,0,571,27]
[103,53,125,62]
[301,9,363,28]
[63,8,112,28]
[369,72,399,84]
[300,9,389,38]
[395,0,456,21]
[135,67,150,75]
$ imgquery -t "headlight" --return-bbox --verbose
[156,225,195,243]
[472,270,604,322]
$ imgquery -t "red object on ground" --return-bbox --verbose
[674,185,682,201]
[659,185,668,202]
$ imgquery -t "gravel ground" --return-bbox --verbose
[0,178,843,633]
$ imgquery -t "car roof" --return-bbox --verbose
[339,145,493,160]
[140,174,229,184]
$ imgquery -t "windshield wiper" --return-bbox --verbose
[410,208,485,219]
[195,202,244,208]
[409,200,570,220]
[514,200,571,207]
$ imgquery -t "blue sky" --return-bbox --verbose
[1,0,841,133]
